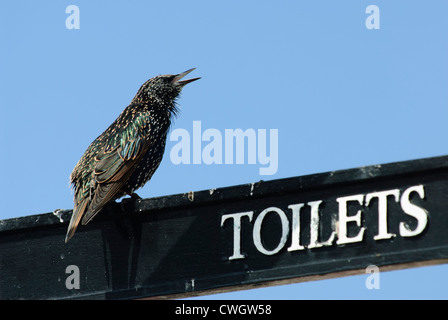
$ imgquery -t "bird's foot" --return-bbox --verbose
[130,193,142,200]
[119,193,142,213]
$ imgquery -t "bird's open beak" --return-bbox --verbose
[172,68,201,86]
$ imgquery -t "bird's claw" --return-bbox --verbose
[119,193,141,213]
[130,193,142,200]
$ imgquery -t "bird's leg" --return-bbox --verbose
[130,193,142,200]
[119,193,142,213]
[117,194,143,241]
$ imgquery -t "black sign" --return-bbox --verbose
[0,156,447,299]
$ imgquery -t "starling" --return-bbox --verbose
[66,68,200,243]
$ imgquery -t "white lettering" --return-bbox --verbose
[169,121,279,175]
[336,194,365,245]
[202,128,222,164]
[366,189,399,240]
[169,128,190,164]
[258,129,279,175]
[365,265,380,289]
[193,120,202,164]
[225,128,257,165]
[65,5,80,30]
[253,207,289,255]
[175,304,209,317]
[221,212,253,260]
[365,5,380,30]
[221,184,429,260]
[287,203,306,251]
[308,200,337,248]
[399,185,428,237]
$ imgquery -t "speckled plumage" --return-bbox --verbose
[66,68,200,242]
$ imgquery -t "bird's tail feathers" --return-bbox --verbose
[65,198,89,243]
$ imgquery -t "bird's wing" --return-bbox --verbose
[85,125,151,224]
[65,195,89,243]
[65,116,151,242]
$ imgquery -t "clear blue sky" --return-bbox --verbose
[0,1,447,299]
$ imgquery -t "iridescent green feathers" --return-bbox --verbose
[66,69,200,243]
[67,106,152,242]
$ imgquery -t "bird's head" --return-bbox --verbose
[132,68,200,111]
